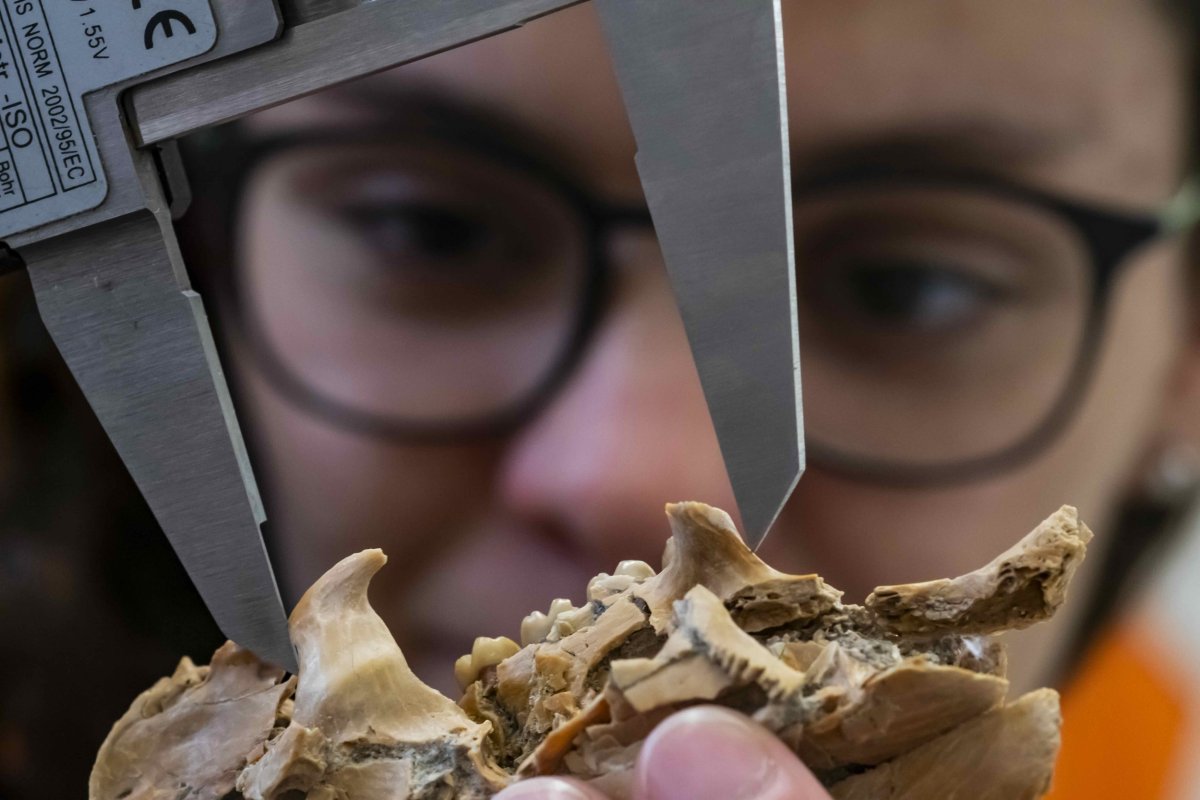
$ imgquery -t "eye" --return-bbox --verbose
[830,257,1008,332]
[796,210,1028,339]
[339,202,502,268]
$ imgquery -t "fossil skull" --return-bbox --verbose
[92,503,1090,800]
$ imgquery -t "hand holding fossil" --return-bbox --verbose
[496,706,834,800]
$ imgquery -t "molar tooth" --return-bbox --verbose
[587,573,637,602]
[542,599,577,642]
[471,636,520,670]
[454,654,476,691]
[550,606,595,640]
[521,611,552,646]
[586,573,613,602]
[616,560,656,580]
[456,637,521,691]
[547,598,574,622]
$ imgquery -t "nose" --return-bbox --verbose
[497,233,738,567]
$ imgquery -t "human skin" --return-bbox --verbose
[224,2,1200,792]
[493,707,834,800]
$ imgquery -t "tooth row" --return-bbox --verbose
[520,599,588,646]
[518,599,587,645]
[518,561,658,648]
[454,636,520,690]
[586,560,657,602]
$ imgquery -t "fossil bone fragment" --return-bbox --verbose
[89,642,292,800]
[237,549,509,799]
[634,503,843,633]
[828,688,1062,800]
[866,505,1091,635]
[93,503,1090,800]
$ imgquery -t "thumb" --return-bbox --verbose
[494,777,609,799]
[634,706,831,800]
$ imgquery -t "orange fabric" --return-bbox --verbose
[1048,624,1189,800]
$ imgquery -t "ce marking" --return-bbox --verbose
[130,1,198,50]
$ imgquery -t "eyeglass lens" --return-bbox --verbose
[239,140,590,422]
[797,184,1090,466]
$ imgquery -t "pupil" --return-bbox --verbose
[845,260,973,324]
[408,208,481,256]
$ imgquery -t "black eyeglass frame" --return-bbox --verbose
[183,123,1179,487]
[188,121,653,445]
[795,165,1168,485]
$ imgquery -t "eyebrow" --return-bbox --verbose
[315,79,1085,189]
[793,119,1085,178]
[312,80,575,167]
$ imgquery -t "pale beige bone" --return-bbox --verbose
[611,585,806,711]
[503,504,1075,792]
[90,642,292,800]
[486,594,653,766]
[439,502,840,773]
[828,688,1062,800]
[518,694,613,777]
[867,505,1093,635]
[93,503,1083,800]
[782,658,1008,769]
[634,503,841,632]
[236,549,509,800]
[598,584,1008,771]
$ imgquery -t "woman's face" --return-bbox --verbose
[228,0,1197,692]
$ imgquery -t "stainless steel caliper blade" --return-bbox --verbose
[595,0,802,549]
[22,211,296,673]
[11,0,586,673]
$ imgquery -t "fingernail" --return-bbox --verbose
[637,707,781,800]
[496,777,597,799]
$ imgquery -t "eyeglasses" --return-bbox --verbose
[184,122,1196,486]
[797,167,1193,483]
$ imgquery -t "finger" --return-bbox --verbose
[495,776,611,800]
[634,706,832,800]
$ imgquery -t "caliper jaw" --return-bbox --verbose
[2,0,801,671]
[3,0,296,672]
[595,0,802,549]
